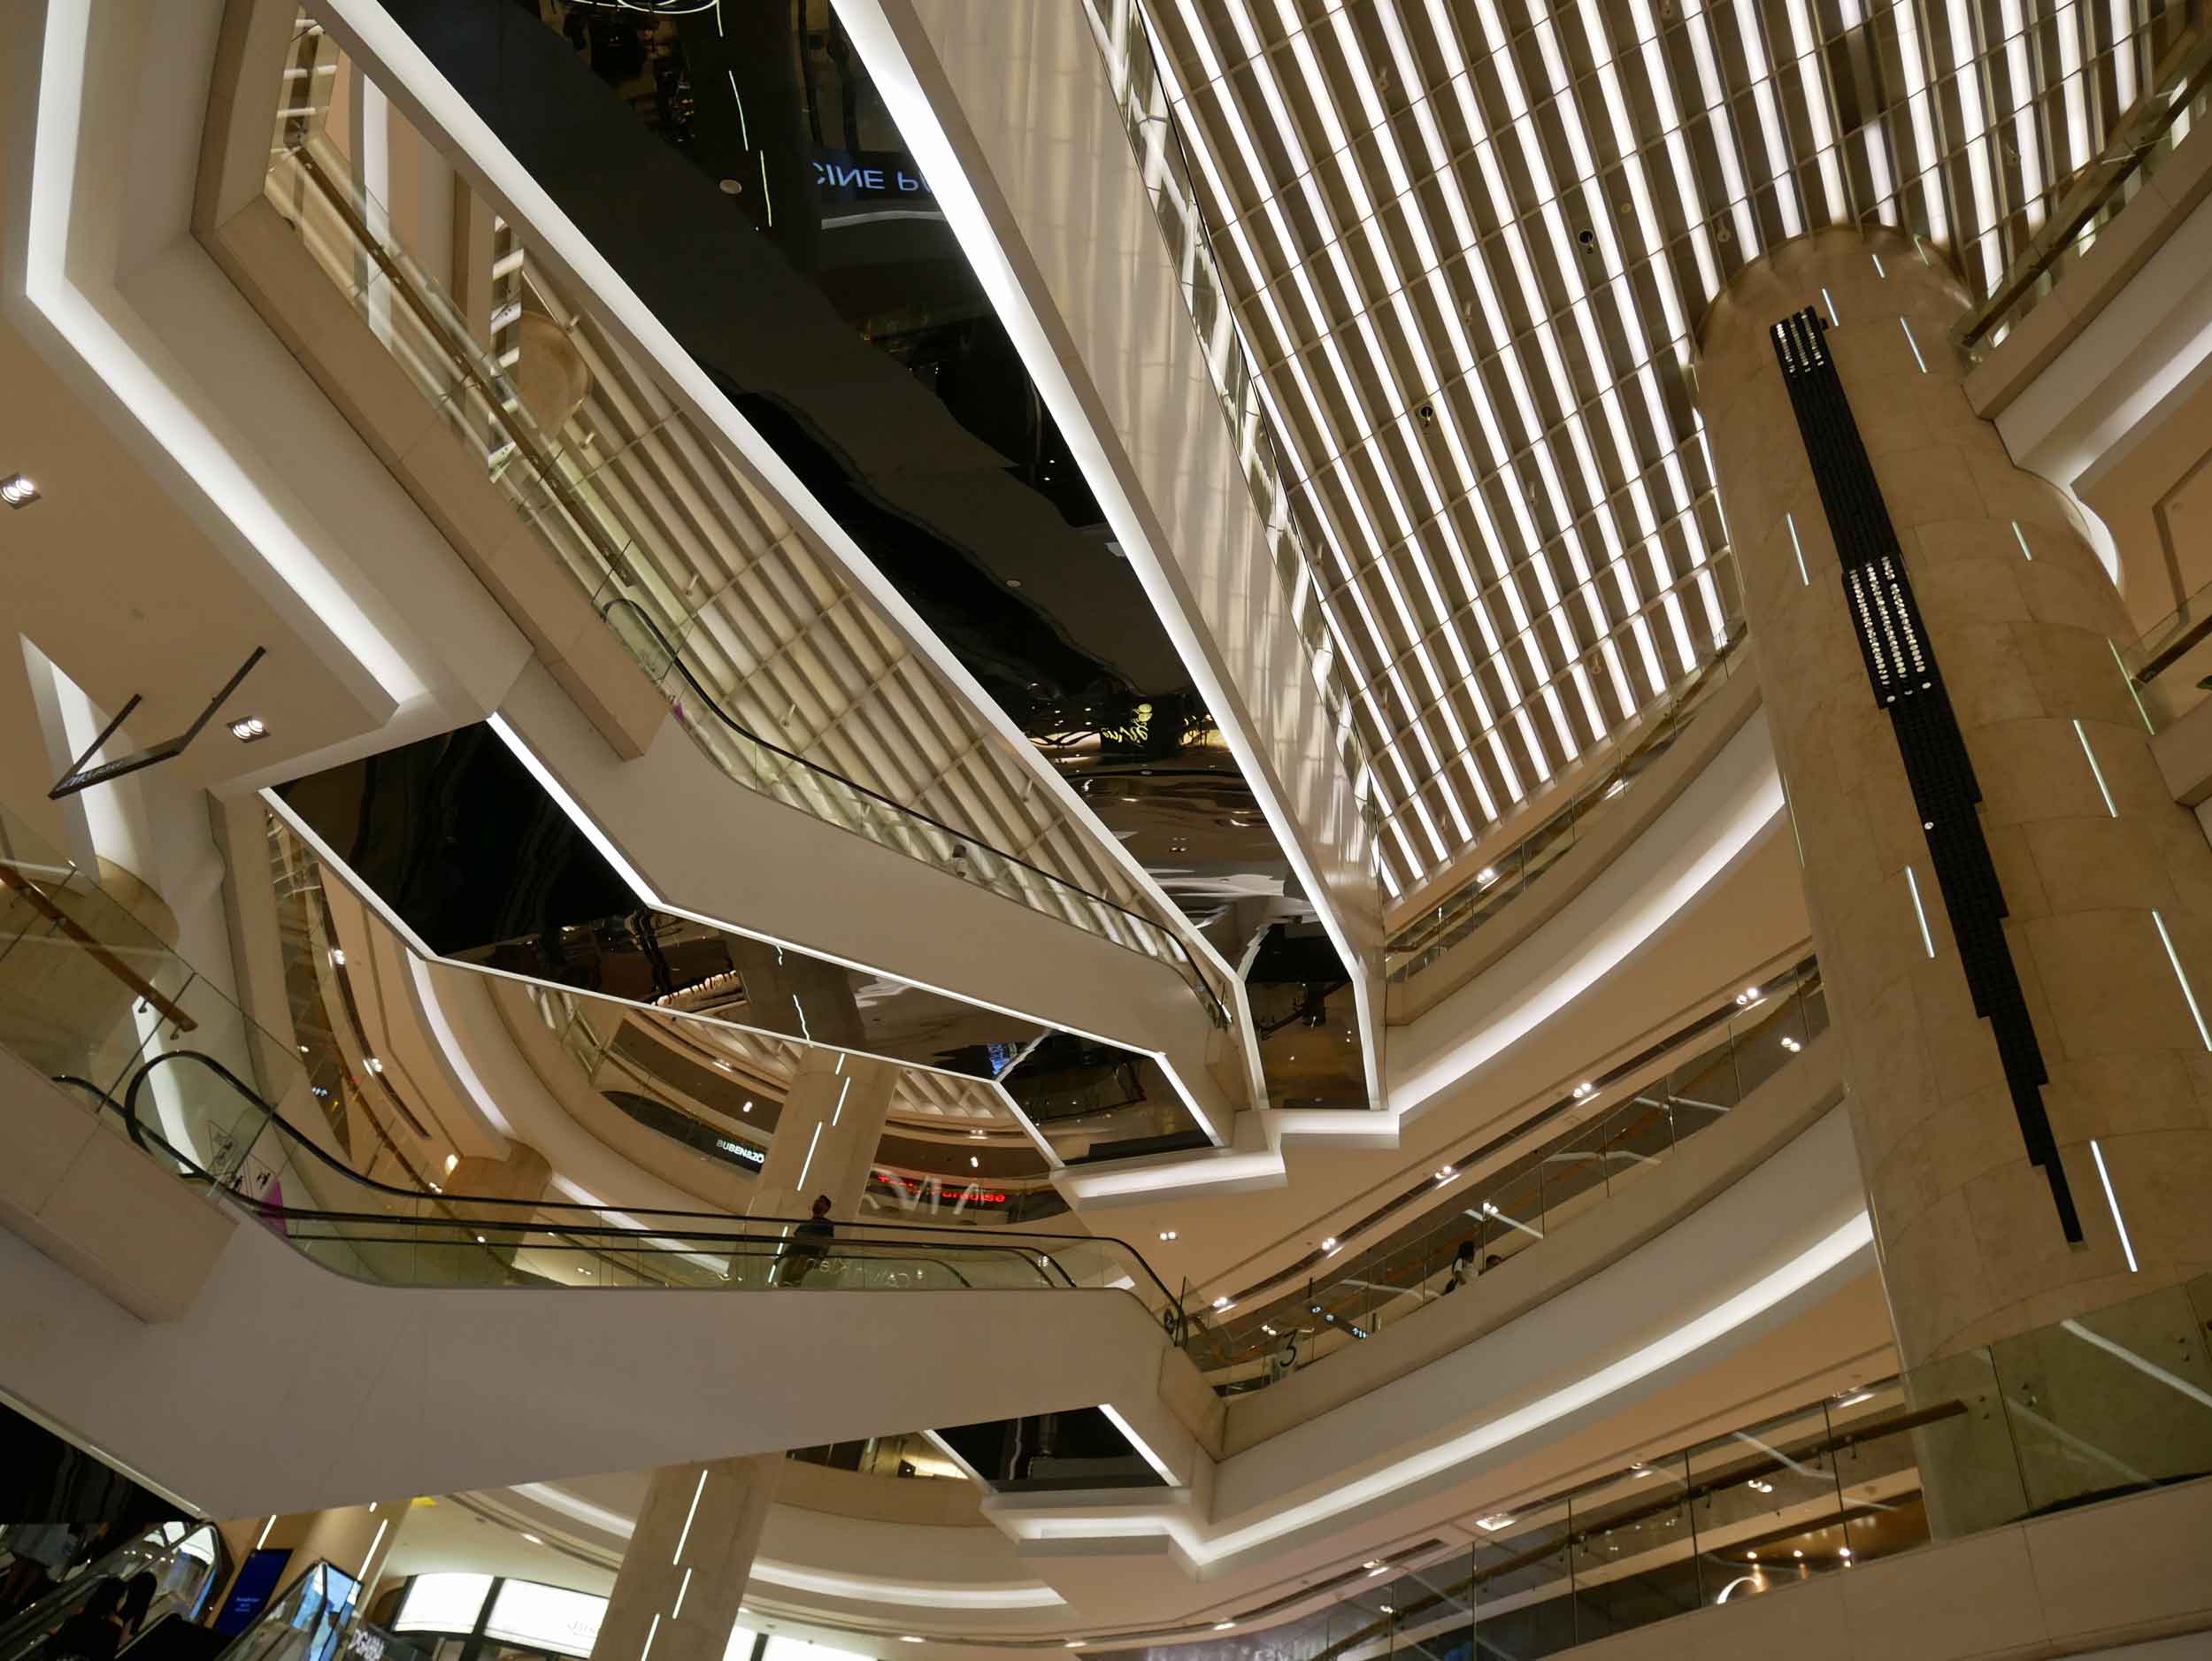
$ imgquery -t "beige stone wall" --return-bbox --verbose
[1696,227,2212,1365]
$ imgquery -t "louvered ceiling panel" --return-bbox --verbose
[1105,0,2181,895]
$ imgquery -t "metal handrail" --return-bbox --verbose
[603,596,1229,1027]
[105,1049,1182,1309]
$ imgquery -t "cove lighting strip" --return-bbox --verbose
[1010,1211,1874,1565]
[24,0,422,706]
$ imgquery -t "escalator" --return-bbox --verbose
[0,1525,227,1661]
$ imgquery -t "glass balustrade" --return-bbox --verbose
[1187,964,1829,1387]
[1278,1270,2212,1661]
[258,20,1229,1029]
[0,803,296,1187]
[0,1524,225,1661]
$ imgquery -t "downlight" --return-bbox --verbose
[1,473,39,507]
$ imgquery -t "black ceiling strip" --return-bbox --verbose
[1769,309,2080,1242]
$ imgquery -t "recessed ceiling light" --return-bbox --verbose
[900,1639,923,1645]
[1571,1081,1594,1097]
[1158,1230,1178,1241]
[227,716,269,742]
[365,1057,384,1073]
[444,1153,459,1173]
[1792,1549,1803,1558]
[1378,1604,1394,1615]
[970,1156,979,1168]
[1320,1237,1337,1251]
[1474,1514,1515,1532]
[0,473,38,508]
[1211,1622,1235,1632]
[741,1101,753,1112]
[329,949,345,965]
[1213,1296,1231,1310]
[522,1533,542,1545]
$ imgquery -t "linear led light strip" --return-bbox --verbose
[1630,0,1723,300]
[1832,0,1901,221]
[1538,0,1726,660]
[1421,0,1677,732]
[1998,0,2048,230]
[1679,0,1766,255]
[1161,12,1481,855]
[1889,0,1951,242]
[1731,0,1805,238]
[1317,0,1595,766]
[1177,4,1533,848]
[1780,0,1847,219]
[1943,0,2005,288]
[1257,0,1571,800]
[1430,0,1641,739]
[1567,0,1693,699]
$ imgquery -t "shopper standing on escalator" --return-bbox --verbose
[40,1576,128,1661]
[780,1194,835,1287]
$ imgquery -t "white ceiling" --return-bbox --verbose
[1091,0,2183,896]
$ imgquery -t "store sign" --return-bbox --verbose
[714,1136,766,1168]
[810,146,931,204]
[484,1580,606,1657]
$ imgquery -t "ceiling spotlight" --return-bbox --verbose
[1378,1604,1394,1615]
[1781,1035,1802,1052]
[1475,866,1497,885]
[741,1101,753,1112]
[1320,1236,1337,1252]
[444,1153,459,1173]
[1748,1480,1774,1494]
[1474,1514,1515,1532]
[1211,1622,1235,1632]
[1064,1644,1085,1650]
[0,473,39,508]
[365,1057,384,1074]
[1571,1081,1594,1098]
[901,1639,924,1645]
[1747,1551,1757,1561]
[1434,1165,1455,1180]
[1735,986,1762,1005]
[522,1533,542,1545]
[329,949,345,965]
[1792,1549,1803,1558]
[1213,1296,1231,1311]
[970,1156,980,1168]
[1839,1547,1853,1559]
[1261,1324,1277,1336]
[1159,1230,1178,1242]
[227,716,270,742]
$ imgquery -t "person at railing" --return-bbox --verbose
[1440,1239,1476,1296]
[776,1195,836,1288]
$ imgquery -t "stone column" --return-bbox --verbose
[1695,227,2212,1371]
[590,1456,779,1661]
[749,1048,895,1221]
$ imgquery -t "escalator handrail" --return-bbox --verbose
[108,1050,1170,1303]
[601,596,1230,1028]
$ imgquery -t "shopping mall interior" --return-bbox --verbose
[1,0,2209,1658]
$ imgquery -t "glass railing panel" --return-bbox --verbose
[1684,1402,1844,1593]
[1567,1458,1704,1642]
[1191,962,1828,1385]
[1982,1274,2212,1517]
[1468,1497,1576,1660]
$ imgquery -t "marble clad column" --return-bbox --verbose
[749,1046,896,1222]
[590,1456,779,1661]
[1695,226,2212,1377]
